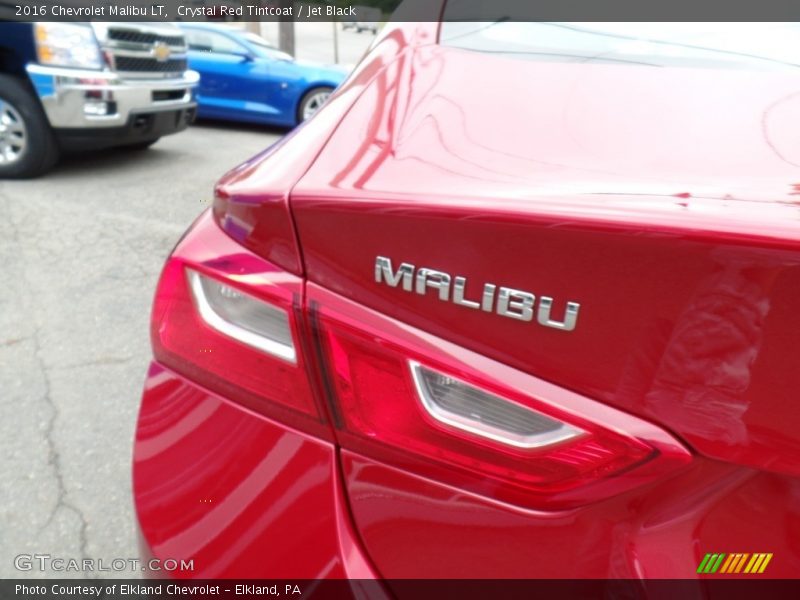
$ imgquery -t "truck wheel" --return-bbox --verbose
[298,87,333,123]
[0,74,60,179]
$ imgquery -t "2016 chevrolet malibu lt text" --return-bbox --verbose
[133,15,800,582]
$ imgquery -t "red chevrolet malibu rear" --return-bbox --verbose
[133,14,800,582]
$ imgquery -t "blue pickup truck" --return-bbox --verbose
[0,22,199,177]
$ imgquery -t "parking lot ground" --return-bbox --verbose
[0,123,283,578]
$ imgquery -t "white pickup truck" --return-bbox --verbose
[0,21,199,178]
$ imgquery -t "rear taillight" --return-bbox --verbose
[150,212,329,439]
[152,213,690,510]
[308,283,691,511]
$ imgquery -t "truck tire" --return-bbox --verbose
[0,74,60,178]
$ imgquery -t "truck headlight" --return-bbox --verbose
[35,23,103,70]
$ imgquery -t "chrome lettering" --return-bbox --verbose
[537,297,580,331]
[375,256,414,291]
[497,287,535,321]
[374,256,579,331]
[453,277,480,309]
[416,268,451,301]
[481,283,496,312]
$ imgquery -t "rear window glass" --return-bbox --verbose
[440,12,800,71]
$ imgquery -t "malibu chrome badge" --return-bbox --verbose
[375,256,580,331]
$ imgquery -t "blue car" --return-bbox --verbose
[180,24,348,127]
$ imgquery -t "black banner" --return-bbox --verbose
[2,1,399,22]
[4,579,800,600]
[4,0,800,23]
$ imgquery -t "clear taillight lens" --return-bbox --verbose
[149,213,328,437]
[410,361,583,449]
[187,269,296,363]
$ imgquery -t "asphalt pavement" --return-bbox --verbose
[0,123,283,578]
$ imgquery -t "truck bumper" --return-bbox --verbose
[25,63,199,132]
[54,107,197,151]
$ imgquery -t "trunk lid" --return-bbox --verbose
[290,45,800,476]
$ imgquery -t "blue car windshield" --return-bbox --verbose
[440,20,800,71]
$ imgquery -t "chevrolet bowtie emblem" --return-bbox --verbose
[152,42,171,62]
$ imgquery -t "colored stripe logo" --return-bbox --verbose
[697,552,772,574]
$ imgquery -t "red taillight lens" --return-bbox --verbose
[309,284,691,510]
[151,213,690,509]
[150,212,328,438]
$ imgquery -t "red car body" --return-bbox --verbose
[133,16,800,582]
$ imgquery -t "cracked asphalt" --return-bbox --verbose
[0,123,282,578]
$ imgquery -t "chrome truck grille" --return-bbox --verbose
[99,25,189,79]
[113,56,188,74]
